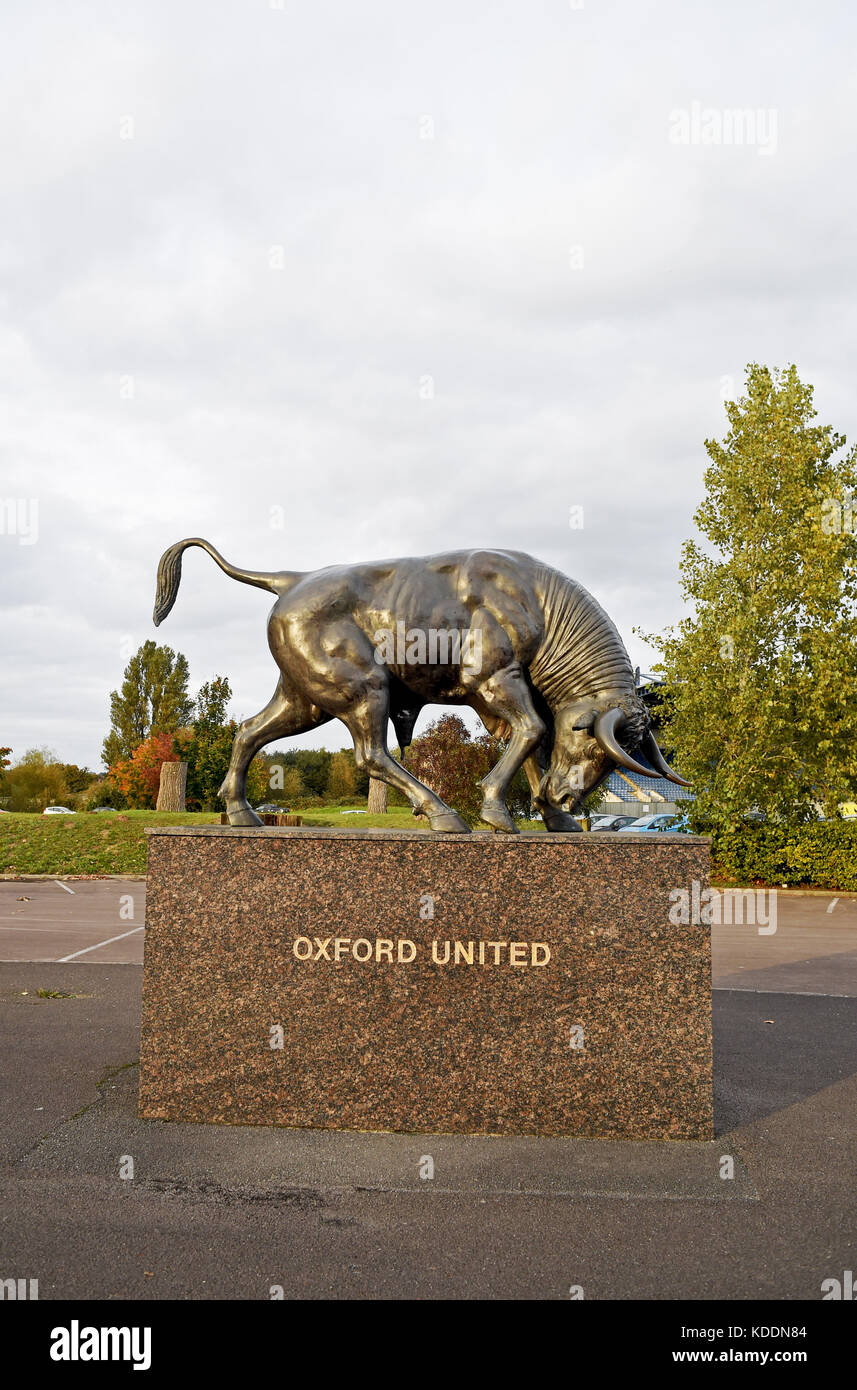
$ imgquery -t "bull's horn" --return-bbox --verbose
[593,707,657,779]
[641,730,692,787]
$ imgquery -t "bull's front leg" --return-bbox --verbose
[519,741,582,832]
[534,788,583,833]
[468,663,546,834]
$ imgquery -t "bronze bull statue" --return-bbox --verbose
[153,540,688,832]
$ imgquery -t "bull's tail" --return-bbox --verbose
[153,537,297,626]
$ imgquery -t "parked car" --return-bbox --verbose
[43,806,75,815]
[93,806,118,814]
[617,813,690,833]
[591,814,639,831]
[255,804,289,814]
[340,809,367,815]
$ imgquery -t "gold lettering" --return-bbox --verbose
[289,936,550,967]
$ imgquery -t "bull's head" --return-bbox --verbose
[536,690,690,819]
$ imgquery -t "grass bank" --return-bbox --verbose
[0,810,221,876]
[2,806,545,876]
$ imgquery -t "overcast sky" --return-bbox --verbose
[2,0,856,769]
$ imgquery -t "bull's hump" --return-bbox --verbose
[283,550,542,624]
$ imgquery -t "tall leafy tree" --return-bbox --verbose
[272,748,334,797]
[646,364,857,827]
[102,641,192,767]
[179,676,269,810]
[326,750,356,801]
[281,765,305,802]
[184,677,235,811]
[60,763,96,794]
[193,676,231,728]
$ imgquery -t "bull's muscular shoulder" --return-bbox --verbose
[447,548,540,600]
[437,549,545,652]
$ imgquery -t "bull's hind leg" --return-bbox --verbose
[344,684,470,833]
[218,679,329,826]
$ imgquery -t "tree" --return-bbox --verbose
[184,677,234,811]
[276,749,333,797]
[102,641,192,767]
[279,766,305,803]
[262,756,305,803]
[156,761,187,812]
[367,778,388,814]
[87,778,128,810]
[3,748,70,812]
[644,364,857,827]
[193,676,231,728]
[327,751,356,801]
[0,747,11,803]
[60,764,97,794]
[110,732,181,809]
[245,756,269,807]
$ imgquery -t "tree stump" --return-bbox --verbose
[156,760,187,813]
[367,777,388,815]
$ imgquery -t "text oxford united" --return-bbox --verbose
[291,936,551,966]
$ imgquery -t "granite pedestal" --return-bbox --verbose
[138,828,713,1140]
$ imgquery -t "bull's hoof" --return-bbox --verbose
[227,805,264,827]
[479,799,519,834]
[428,810,471,834]
[543,810,581,832]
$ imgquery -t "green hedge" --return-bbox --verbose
[709,821,857,891]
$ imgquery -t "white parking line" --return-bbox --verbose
[54,881,75,895]
[57,926,144,962]
[827,898,839,914]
